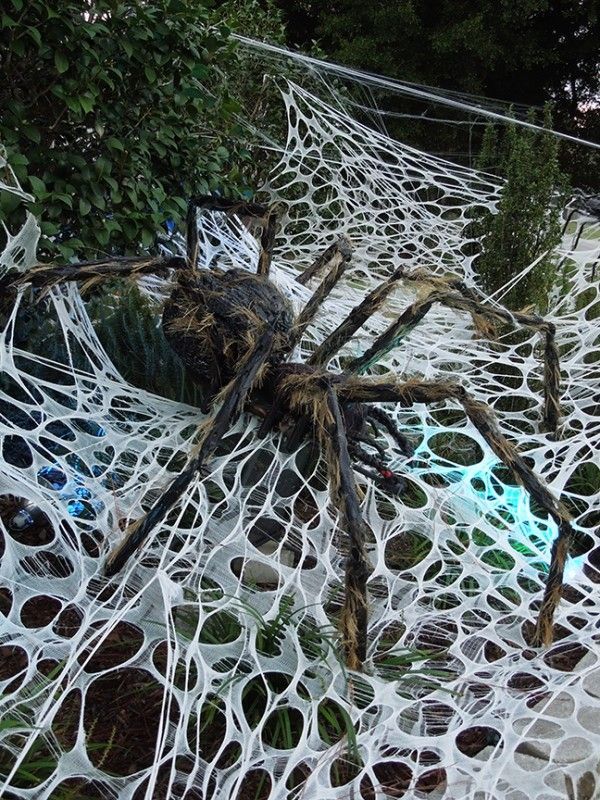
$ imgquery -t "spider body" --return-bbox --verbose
[162,268,295,396]
[6,195,574,668]
[162,264,411,500]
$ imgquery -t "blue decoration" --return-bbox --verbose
[37,458,105,520]
[9,508,36,532]
[66,499,86,517]
[37,466,67,490]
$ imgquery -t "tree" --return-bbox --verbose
[274,0,600,184]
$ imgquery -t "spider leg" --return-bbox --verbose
[307,265,405,367]
[257,238,353,438]
[323,385,371,670]
[104,327,275,577]
[295,236,352,286]
[271,372,374,668]
[365,406,415,457]
[257,207,277,277]
[355,432,387,458]
[273,255,398,445]
[337,375,574,646]
[0,255,184,293]
[186,196,276,276]
[348,442,407,495]
[346,276,560,434]
[288,236,353,353]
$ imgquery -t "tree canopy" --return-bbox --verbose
[277,0,599,185]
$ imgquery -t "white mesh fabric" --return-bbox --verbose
[1,82,599,800]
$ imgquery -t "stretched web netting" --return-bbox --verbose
[1,75,599,800]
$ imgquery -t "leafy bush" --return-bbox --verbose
[0,0,273,258]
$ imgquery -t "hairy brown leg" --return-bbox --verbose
[347,276,561,435]
[337,375,574,646]
[295,236,353,286]
[272,370,372,668]
[0,255,183,293]
[257,238,353,438]
[324,385,371,671]
[257,207,277,277]
[288,236,353,353]
[307,266,405,367]
[104,327,275,577]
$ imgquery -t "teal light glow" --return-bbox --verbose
[408,428,584,584]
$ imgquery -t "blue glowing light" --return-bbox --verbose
[411,429,584,584]
[66,499,86,517]
[38,459,105,519]
[37,466,67,490]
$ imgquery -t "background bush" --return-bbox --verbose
[473,109,570,312]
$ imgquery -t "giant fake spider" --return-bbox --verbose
[4,197,574,670]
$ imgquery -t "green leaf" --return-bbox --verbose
[191,64,210,80]
[1,13,17,29]
[95,156,110,175]
[204,34,222,54]
[79,198,91,216]
[40,221,60,236]
[22,125,41,144]
[122,221,138,241]
[80,94,95,114]
[9,152,29,165]
[54,192,73,208]
[57,243,75,258]
[66,96,80,113]
[144,65,157,83]
[183,86,205,99]
[106,137,124,152]
[26,26,41,47]
[28,175,46,196]
[54,51,69,74]
[141,228,154,247]
[95,228,110,246]
[91,193,106,210]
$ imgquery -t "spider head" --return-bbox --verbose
[374,467,407,496]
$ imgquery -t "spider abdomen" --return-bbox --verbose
[162,269,294,393]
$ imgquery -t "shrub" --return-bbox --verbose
[473,108,569,312]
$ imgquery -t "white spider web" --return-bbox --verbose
[1,71,599,800]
